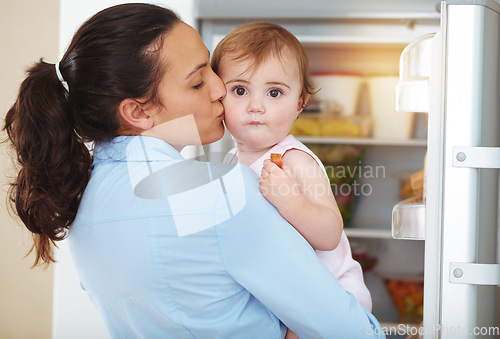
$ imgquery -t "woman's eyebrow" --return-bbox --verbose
[185,62,207,79]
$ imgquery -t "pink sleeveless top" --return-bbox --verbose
[239,135,372,311]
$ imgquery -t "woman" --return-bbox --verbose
[4,3,383,338]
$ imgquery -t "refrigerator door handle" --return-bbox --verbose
[452,146,500,168]
[450,262,500,286]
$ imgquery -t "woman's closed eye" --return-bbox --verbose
[193,81,205,89]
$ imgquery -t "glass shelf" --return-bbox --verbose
[296,136,427,146]
[298,35,415,47]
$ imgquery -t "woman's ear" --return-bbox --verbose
[118,98,153,131]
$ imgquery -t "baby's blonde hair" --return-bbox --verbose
[211,22,314,100]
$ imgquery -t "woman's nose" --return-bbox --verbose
[210,70,226,102]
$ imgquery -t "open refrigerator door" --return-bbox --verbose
[394,1,500,337]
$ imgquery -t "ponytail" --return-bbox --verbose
[4,59,91,267]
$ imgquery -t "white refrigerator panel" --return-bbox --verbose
[424,1,499,338]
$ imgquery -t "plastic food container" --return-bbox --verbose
[366,75,414,140]
[310,72,363,116]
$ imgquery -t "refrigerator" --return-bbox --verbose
[394,0,500,337]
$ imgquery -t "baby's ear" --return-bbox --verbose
[297,94,311,115]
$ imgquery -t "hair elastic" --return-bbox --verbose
[55,61,69,92]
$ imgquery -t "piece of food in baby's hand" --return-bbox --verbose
[270,153,283,169]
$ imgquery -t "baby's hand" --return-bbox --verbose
[259,159,302,211]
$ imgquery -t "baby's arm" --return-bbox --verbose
[259,149,343,251]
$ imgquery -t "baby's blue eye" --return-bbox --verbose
[269,89,282,98]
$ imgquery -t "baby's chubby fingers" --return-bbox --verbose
[259,159,298,208]
[262,158,284,174]
[262,159,275,171]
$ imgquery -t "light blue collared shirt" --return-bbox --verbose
[69,135,384,338]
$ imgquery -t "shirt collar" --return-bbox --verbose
[93,135,185,165]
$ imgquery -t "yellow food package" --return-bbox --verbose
[319,116,372,138]
[321,117,362,137]
[290,116,321,136]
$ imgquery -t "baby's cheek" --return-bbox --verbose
[223,115,237,128]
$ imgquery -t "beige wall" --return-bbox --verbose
[0,0,59,338]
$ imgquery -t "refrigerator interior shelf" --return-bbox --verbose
[391,196,425,240]
[344,228,393,239]
[296,136,427,146]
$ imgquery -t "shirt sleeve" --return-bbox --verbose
[216,165,384,338]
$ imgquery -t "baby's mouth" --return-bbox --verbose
[249,121,263,125]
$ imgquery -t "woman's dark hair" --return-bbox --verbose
[4,3,180,267]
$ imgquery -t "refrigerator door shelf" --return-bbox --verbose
[391,196,425,240]
[395,33,435,113]
[395,79,429,113]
